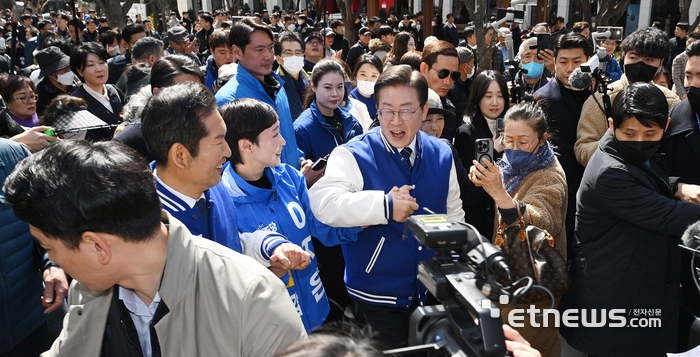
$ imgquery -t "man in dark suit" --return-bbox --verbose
[534,32,592,256]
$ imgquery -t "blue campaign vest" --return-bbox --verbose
[343,129,453,308]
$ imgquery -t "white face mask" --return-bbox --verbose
[283,55,304,74]
[56,71,75,86]
[287,23,295,32]
[113,46,121,55]
[431,21,436,27]
[357,80,375,96]
[297,19,303,25]
[467,65,475,79]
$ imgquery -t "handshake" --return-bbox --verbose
[391,185,419,222]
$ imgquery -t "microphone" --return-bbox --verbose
[567,55,601,90]
[568,68,593,90]
[682,221,700,251]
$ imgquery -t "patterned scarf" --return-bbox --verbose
[498,141,556,194]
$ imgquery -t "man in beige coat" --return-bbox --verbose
[575,27,680,166]
[3,140,306,357]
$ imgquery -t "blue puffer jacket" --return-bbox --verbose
[0,139,47,353]
[221,163,361,332]
[215,65,303,169]
[293,102,363,162]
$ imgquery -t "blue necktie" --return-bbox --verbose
[195,198,209,232]
[401,147,413,170]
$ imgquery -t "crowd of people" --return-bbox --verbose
[2,5,700,357]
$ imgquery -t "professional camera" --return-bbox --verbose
[386,214,513,357]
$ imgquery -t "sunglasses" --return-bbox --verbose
[430,67,460,81]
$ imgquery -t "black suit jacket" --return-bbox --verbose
[662,99,700,185]
[71,84,124,141]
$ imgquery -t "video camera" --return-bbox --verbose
[385,214,513,357]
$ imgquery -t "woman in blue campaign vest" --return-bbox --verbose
[220,98,361,332]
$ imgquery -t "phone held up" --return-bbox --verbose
[475,138,494,168]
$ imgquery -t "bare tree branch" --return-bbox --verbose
[596,0,631,27]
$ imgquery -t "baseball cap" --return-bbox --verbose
[358,27,372,35]
[167,25,188,43]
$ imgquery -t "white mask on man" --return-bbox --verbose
[282,55,304,74]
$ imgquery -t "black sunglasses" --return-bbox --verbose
[431,67,460,81]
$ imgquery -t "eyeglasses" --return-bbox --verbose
[13,93,39,104]
[281,49,305,56]
[377,106,421,122]
[500,137,539,151]
[430,67,460,81]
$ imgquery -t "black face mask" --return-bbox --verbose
[625,61,659,84]
[615,136,661,164]
[687,86,700,115]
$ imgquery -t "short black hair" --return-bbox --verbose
[3,141,162,249]
[131,36,164,62]
[275,31,304,55]
[689,32,700,41]
[142,81,216,166]
[150,55,204,90]
[330,19,343,29]
[378,25,394,38]
[554,32,591,58]
[100,29,120,48]
[611,82,668,129]
[121,23,146,44]
[686,40,700,58]
[221,98,278,165]
[466,70,509,118]
[70,42,109,81]
[620,27,670,61]
[677,22,690,32]
[463,26,475,39]
[208,29,230,50]
[200,14,214,25]
[369,16,382,26]
[229,18,273,53]
[374,64,428,108]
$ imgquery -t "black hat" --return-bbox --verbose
[304,32,323,43]
[358,27,372,35]
[35,46,70,78]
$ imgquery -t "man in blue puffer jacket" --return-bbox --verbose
[0,138,68,356]
[220,98,361,332]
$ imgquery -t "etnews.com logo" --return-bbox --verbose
[481,296,662,328]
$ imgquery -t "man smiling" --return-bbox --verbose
[309,65,464,349]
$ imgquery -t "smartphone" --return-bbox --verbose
[537,33,555,53]
[497,118,504,133]
[475,138,494,167]
[311,156,328,171]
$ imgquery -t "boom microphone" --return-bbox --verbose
[682,221,700,251]
[568,69,593,90]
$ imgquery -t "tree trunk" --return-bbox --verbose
[460,0,492,71]
[581,0,592,25]
[94,0,137,29]
[679,0,692,23]
[595,0,631,27]
[337,0,366,45]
